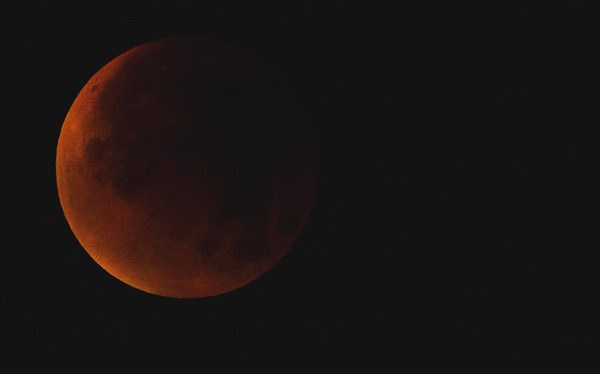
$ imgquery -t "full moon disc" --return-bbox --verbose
[56,37,316,298]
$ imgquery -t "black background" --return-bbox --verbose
[1,1,597,373]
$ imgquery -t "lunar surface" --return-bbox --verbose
[56,37,316,298]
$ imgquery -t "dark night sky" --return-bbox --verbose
[1,1,597,373]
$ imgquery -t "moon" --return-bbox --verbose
[56,37,317,298]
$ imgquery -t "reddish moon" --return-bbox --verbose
[56,37,316,298]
